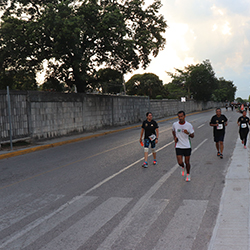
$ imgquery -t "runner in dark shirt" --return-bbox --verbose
[210,108,228,159]
[139,112,159,168]
[237,110,250,149]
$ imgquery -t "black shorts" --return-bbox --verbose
[175,148,192,156]
[214,134,225,142]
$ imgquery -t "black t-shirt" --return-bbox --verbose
[238,116,250,130]
[141,119,159,139]
[210,114,228,136]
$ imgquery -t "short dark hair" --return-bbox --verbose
[146,112,152,117]
[216,108,221,112]
[177,110,185,116]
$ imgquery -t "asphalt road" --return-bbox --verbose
[0,108,241,250]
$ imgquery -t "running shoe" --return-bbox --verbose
[242,140,244,144]
[186,174,191,182]
[244,146,247,149]
[142,162,148,168]
[217,152,220,156]
[220,153,223,159]
[153,160,157,165]
[181,167,185,176]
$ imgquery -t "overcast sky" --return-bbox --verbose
[125,0,250,99]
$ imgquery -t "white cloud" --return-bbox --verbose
[222,21,232,35]
[126,0,250,98]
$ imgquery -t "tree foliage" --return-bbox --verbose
[125,73,164,99]
[94,68,124,94]
[0,0,167,92]
[212,78,237,102]
[167,60,236,101]
[163,81,187,99]
[167,60,218,101]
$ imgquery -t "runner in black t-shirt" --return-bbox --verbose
[210,108,228,159]
[237,110,250,149]
[139,112,159,168]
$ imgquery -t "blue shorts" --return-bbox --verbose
[214,134,225,142]
[144,139,156,148]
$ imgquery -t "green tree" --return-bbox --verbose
[163,81,187,99]
[189,60,218,101]
[167,60,218,101]
[236,97,244,103]
[40,76,65,92]
[0,0,167,92]
[125,73,164,99]
[0,70,37,90]
[94,68,124,94]
[212,78,237,102]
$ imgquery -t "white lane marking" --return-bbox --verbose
[0,194,64,231]
[97,138,208,249]
[83,140,174,196]
[114,198,169,250]
[1,139,208,248]
[153,200,209,250]
[98,167,177,250]
[40,197,132,250]
[193,138,208,152]
[98,198,169,250]
[198,123,205,129]
[2,196,97,249]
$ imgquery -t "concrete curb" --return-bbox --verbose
[0,109,212,160]
[208,136,250,249]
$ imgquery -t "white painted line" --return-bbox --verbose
[40,197,132,250]
[153,200,209,250]
[0,141,173,248]
[97,138,208,249]
[97,166,177,249]
[109,198,169,249]
[198,123,205,129]
[0,194,64,232]
[1,138,208,248]
[193,138,208,152]
[83,140,174,196]
[98,198,169,250]
[2,196,98,249]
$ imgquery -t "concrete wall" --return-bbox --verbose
[0,91,30,140]
[150,99,221,119]
[0,90,222,142]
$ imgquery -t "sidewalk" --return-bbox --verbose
[208,137,250,250]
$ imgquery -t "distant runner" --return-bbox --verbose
[140,112,159,168]
[240,104,244,113]
[210,108,228,159]
[172,111,194,182]
[237,110,250,149]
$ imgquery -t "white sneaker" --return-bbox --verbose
[186,174,191,182]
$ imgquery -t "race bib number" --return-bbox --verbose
[217,124,223,130]
[149,134,156,141]
[241,123,247,128]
